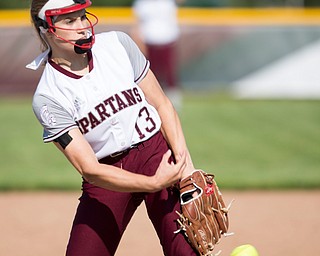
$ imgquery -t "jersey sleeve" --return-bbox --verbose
[115,31,150,84]
[32,94,78,143]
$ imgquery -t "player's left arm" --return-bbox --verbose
[116,31,194,177]
[138,69,195,178]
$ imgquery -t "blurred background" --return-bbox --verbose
[1,1,320,256]
[0,0,319,190]
[1,0,320,97]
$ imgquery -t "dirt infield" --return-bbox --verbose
[1,190,319,256]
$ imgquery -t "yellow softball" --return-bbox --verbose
[230,244,259,256]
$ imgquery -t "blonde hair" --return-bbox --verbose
[30,0,50,51]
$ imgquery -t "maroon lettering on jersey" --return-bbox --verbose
[122,89,137,106]
[77,117,90,134]
[77,87,145,134]
[88,112,101,129]
[104,96,118,114]
[114,94,128,111]
[133,87,142,102]
[95,103,111,121]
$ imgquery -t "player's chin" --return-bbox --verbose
[62,40,81,51]
[62,44,78,53]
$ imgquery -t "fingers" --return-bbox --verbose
[153,149,188,190]
[163,149,172,161]
[163,149,185,165]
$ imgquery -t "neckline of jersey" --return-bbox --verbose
[48,50,93,79]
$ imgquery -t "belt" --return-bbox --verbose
[109,142,142,158]
[99,141,144,165]
[99,131,160,165]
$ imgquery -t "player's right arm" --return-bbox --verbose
[53,128,186,193]
[32,93,185,193]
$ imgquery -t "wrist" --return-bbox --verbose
[148,175,162,193]
[181,166,196,179]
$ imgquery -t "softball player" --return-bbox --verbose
[132,0,183,109]
[28,0,197,255]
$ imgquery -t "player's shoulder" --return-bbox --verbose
[32,88,59,119]
[95,31,132,46]
[32,66,67,109]
[95,31,116,40]
[34,64,58,92]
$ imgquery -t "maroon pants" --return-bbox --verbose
[147,42,178,89]
[66,132,197,256]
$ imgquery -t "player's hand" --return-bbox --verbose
[152,149,186,191]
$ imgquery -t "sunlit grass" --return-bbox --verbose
[1,95,320,190]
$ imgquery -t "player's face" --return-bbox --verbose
[50,9,90,52]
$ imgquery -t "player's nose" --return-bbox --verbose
[75,19,89,32]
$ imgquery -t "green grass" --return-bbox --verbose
[180,93,320,189]
[1,94,320,190]
[0,97,81,190]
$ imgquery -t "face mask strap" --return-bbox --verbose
[48,12,98,54]
[27,0,96,70]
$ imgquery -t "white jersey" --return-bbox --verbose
[133,0,180,45]
[32,31,161,160]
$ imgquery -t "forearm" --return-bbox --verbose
[56,129,160,193]
[80,149,185,192]
[83,163,159,193]
[158,100,195,176]
[55,118,185,194]
[138,69,194,177]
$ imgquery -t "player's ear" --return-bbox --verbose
[43,29,54,41]
[39,26,48,34]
